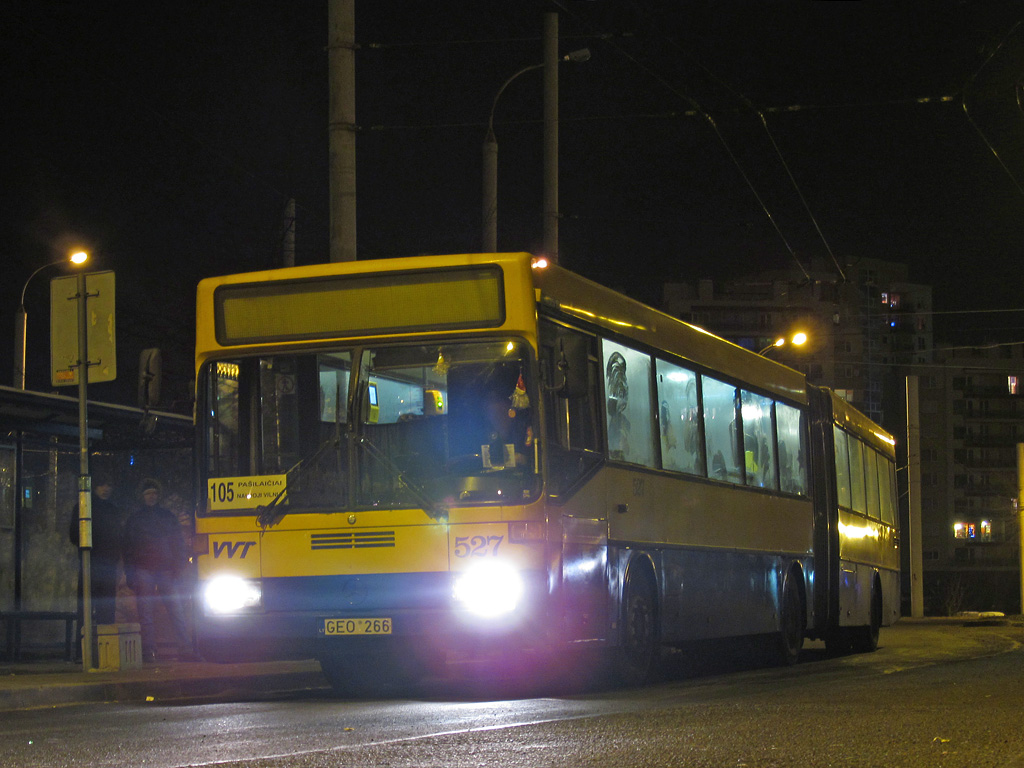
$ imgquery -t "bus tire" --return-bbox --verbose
[850,582,882,653]
[774,569,804,666]
[614,564,658,687]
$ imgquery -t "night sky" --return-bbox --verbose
[4,1,1024,409]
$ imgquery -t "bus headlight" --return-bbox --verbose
[203,575,262,614]
[452,560,524,618]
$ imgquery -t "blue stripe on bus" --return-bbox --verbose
[261,572,451,613]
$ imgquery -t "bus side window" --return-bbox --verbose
[833,426,852,509]
[776,402,807,495]
[655,359,704,476]
[879,458,897,525]
[849,437,867,514]
[740,389,775,489]
[702,376,743,484]
[601,340,655,468]
[865,447,881,519]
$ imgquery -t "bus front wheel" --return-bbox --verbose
[774,570,804,666]
[614,566,658,687]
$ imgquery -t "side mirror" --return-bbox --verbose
[557,335,589,399]
[138,348,162,409]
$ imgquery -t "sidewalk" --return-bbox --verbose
[0,656,328,711]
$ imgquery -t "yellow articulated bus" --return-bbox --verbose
[193,252,899,690]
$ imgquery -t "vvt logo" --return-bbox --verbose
[213,540,256,559]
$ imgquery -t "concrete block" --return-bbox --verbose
[95,623,142,670]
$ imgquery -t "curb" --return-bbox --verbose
[0,661,328,711]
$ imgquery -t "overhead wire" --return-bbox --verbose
[961,18,1024,197]
[549,0,810,280]
[615,1,840,281]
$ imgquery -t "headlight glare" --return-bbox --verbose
[453,560,524,618]
[204,575,262,614]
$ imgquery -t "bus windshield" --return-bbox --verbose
[201,339,540,514]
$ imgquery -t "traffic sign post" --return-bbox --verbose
[51,270,116,671]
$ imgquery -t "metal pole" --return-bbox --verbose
[282,198,296,268]
[15,259,69,389]
[76,272,94,671]
[1017,443,1024,614]
[906,376,924,617]
[328,0,357,263]
[543,12,559,264]
[482,131,498,252]
[14,305,26,389]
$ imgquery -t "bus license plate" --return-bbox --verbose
[323,618,392,636]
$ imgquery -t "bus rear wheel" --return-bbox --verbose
[849,583,882,653]
[613,567,658,687]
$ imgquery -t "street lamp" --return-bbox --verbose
[758,332,807,356]
[481,47,590,253]
[14,250,89,389]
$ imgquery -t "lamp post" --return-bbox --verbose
[14,251,88,389]
[481,46,589,254]
[74,264,95,671]
[758,332,807,356]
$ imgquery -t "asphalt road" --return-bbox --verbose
[4,621,1023,768]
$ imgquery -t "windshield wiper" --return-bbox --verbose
[256,432,341,529]
[355,434,448,521]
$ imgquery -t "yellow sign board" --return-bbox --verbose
[208,475,286,511]
[50,271,117,386]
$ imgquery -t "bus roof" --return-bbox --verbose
[532,259,808,405]
[826,388,896,457]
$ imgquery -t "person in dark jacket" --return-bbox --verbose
[69,473,122,628]
[122,478,198,662]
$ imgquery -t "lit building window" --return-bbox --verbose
[953,522,980,540]
[1009,376,1018,395]
[980,520,992,541]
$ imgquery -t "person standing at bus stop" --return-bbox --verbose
[122,478,199,662]
[68,473,122,631]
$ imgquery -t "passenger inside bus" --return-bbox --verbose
[481,373,532,468]
[449,364,533,471]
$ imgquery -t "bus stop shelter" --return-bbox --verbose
[0,385,192,657]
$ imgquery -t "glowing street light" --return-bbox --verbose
[758,332,808,356]
[14,251,90,389]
